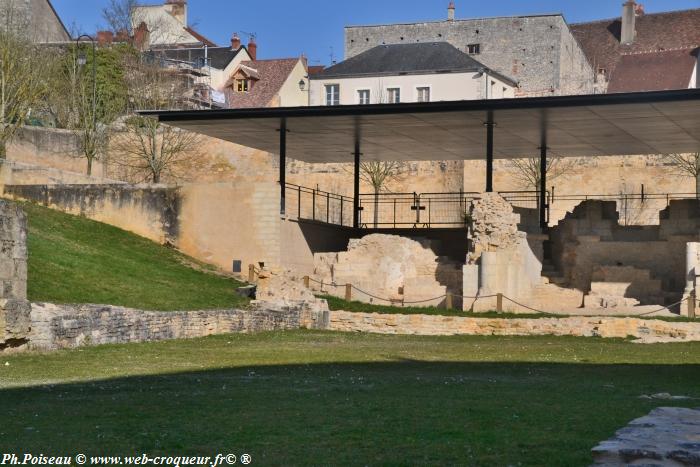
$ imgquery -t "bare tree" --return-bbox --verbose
[0,3,49,158]
[506,156,575,192]
[664,153,700,198]
[111,54,202,183]
[359,160,406,227]
[102,0,139,35]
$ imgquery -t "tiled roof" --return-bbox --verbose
[571,8,700,92]
[308,65,326,75]
[607,49,697,93]
[184,27,217,47]
[225,58,301,108]
[313,42,516,84]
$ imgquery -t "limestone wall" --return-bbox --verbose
[0,200,31,348]
[1,180,343,274]
[29,303,329,351]
[4,184,181,246]
[328,310,700,343]
[550,200,700,301]
[8,127,110,180]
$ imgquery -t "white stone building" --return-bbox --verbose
[309,42,516,106]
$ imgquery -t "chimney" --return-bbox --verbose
[621,1,637,45]
[247,36,257,60]
[165,0,187,25]
[133,22,150,51]
[97,30,114,46]
[231,33,241,50]
[447,1,455,21]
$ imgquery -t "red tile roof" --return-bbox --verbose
[607,49,697,93]
[571,8,700,92]
[225,58,301,108]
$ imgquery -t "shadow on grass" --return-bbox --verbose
[1,360,698,466]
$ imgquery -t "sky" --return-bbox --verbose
[52,0,700,66]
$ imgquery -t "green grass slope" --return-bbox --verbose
[22,202,247,311]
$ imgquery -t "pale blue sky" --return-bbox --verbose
[52,0,700,66]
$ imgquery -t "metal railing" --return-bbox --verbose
[285,183,353,227]
[283,182,700,229]
[358,191,480,228]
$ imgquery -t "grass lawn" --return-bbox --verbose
[22,201,248,311]
[1,331,699,465]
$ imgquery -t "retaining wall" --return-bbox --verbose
[29,303,329,351]
[327,310,700,343]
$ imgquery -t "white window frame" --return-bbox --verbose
[325,84,340,106]
[415,85,432,103]
[385,86,401,104]
[356,88,371,105]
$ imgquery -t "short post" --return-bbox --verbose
[345,283,352,301]
[303,275,310,288]
[689,291,696,319]
[496,293,503,313]
[248,264,256,283]
[445,293,453,310]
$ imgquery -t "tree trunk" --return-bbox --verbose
[153,172,160,184]
[373,189,379,228]
[86,157,92,176]
[0,140,6,159]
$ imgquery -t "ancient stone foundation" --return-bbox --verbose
[0,200,30,349]
[29,303,329,351]
[328,310,700,343]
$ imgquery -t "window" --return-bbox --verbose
[467,43,481,55]
[416,87,430,102]
[387,87,401,103]
[325,84,340,106]
[357,89,370,105]
[236,79,249,93]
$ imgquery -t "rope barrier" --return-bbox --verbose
[257,272,698,319]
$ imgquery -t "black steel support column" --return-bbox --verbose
[279,118,287,215]
[539,112,548,229]
[353,119,361,229]
[485,110,494,193]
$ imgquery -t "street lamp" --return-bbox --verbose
[75,34,97,128]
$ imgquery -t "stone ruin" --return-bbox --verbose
[254,267,329,313]
[0,200,31,350]
[313,234,463,307]
[464,193,545,312]
[467,193,524,264]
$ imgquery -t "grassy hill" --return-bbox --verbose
[22,201,247,311]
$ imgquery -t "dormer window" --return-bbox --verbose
[236,79,250,93]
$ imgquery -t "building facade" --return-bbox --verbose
[344,5,595,97]
[310,42,516,105]
[131,0,215,49]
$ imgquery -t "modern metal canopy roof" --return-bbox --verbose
[141,89,700,163]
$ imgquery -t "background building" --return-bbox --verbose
[310,42,516,106]
[571,2,700,93]
[0,0,70,43]
[344,3,595,97]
